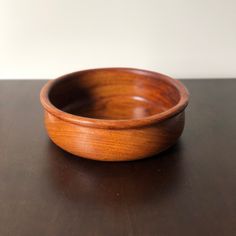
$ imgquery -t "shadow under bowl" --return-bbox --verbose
[40,68,189,161]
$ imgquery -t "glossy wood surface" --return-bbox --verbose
[40,68,189,161]
[1,80,236,236]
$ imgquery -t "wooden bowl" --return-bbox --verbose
[40,68,189,161]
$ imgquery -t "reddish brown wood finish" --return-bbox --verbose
[40,68,189,161]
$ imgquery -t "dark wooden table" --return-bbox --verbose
[0,80,235,236]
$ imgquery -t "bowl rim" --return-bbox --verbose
[40,67,189,129]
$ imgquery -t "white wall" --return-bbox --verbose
[0,0,235,79]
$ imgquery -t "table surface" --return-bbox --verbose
[0,79,235,236]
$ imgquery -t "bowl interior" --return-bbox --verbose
[48,69,181,120]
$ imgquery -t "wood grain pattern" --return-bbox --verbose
[40,68,189,161]
[0,80,236,236]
